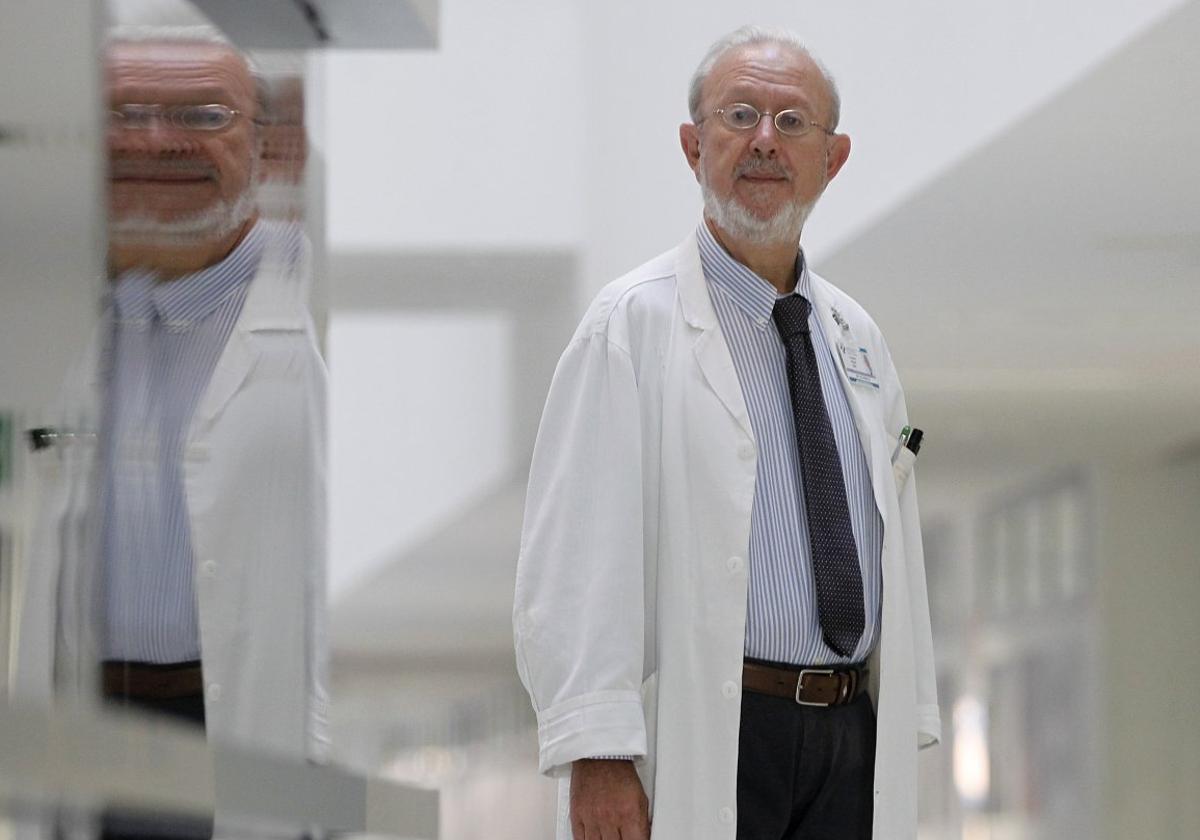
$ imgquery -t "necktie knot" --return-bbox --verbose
[772,294,812,340]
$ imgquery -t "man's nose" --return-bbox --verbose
[751,114,780,157]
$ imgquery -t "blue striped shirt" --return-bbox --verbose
[100,222,266,663]
[698,223,883,666]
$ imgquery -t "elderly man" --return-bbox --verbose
[514,26,939,840]
[12,28,327,769]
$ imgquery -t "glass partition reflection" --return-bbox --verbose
[5,17,328,783]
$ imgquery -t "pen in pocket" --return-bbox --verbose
[892,426,924,494]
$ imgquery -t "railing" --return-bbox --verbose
[0,699,438,838]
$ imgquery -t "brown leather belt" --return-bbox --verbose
[742,661,868,707]
[102,660,203,700]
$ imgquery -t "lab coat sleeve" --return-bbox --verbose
[9,347,102,703]
[880,337,942,750]
[302,329,331,763]
[514,330,648,777]
[294,238,331,763]
[8,455,63,701]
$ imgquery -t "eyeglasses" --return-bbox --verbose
[706,103,834,138]
[109,104,249,132]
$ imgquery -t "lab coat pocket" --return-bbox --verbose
[892,443,916,496]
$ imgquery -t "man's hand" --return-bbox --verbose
[570,758,651,840]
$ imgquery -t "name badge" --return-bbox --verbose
[837,342,879,388]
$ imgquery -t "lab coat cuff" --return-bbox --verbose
[917,704,942,750]
[535,690,647,776]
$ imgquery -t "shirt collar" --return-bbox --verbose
[696,222,811,330]
[111,221,265,330]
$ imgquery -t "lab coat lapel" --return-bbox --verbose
[192,223,308,428]
[675,233,754,440]
[809,276,891,535]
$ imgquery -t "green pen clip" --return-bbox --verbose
[892,425,912,463]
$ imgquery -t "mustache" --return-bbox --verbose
[734,157,791,179]
[109,158,218,181]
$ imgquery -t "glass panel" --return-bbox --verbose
[2,4,335,820]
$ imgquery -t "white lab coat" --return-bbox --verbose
[9,221,329,763]
[514,231,940,839]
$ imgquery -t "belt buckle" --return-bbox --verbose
[795,668,835,707]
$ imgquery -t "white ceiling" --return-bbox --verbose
[819,0,1200,497]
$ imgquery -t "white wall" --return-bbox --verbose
[1097,452,1200,840]
[323,0,590,602]
[328,312,513,599]
[324,0,586,251]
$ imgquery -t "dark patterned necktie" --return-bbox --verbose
[772,294,865,657]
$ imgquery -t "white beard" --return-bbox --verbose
[109,180,258,248]
[699,159,821,247]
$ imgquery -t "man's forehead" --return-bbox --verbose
[705,43,828,106]
[107,41,255,105]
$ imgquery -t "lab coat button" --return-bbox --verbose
[721,681,738,699]
[201,561,217,578]
[207,683,222,703]
[738,442,754,460]
[719,806,734,824]
[726,556,743,574]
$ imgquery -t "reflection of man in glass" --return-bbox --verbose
[12,28,328,768]
[107,38,261,273]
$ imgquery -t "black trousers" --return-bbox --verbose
[736,689,876,840]
[103,692,206,728]
[101,692,211,840]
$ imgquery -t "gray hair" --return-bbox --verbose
[687,25,841,130]
[105,24,266,114]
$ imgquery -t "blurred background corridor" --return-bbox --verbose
[3,1,1198,838]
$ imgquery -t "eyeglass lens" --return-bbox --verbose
[110,104,237,131]
[720,103,812,136]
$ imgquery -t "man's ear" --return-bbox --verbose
[826,132,851,183]
[679,122,702,177]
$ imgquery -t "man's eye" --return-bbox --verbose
[727,106,757,127]
[179,106,231,130]
[777,113,805,133]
